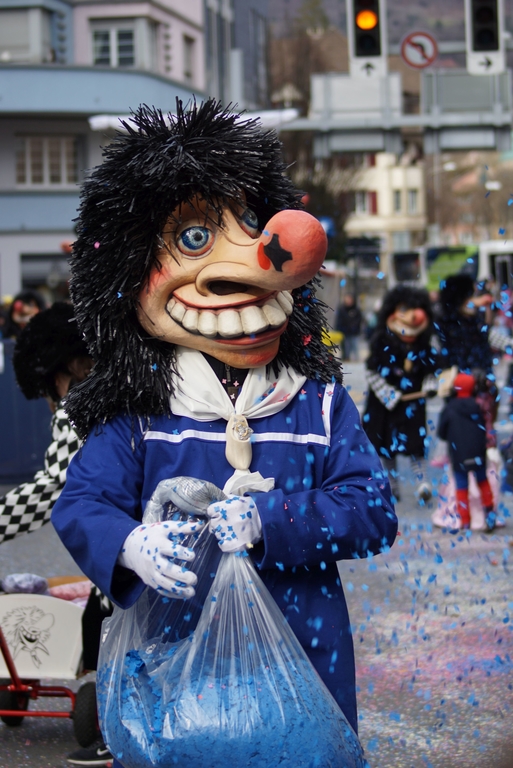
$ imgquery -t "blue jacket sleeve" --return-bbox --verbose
[51,418,146,608]
[254,386,397,570]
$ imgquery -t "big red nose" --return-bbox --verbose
[411,308,427,326]
[257,210,328,288]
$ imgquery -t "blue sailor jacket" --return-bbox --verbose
[52,378,397,732]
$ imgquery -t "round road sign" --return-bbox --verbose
[401,31,438,69]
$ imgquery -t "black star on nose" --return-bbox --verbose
[263,233,293,272]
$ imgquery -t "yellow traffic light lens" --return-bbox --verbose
[355,9,378,29]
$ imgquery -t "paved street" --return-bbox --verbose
[0,356,512,766]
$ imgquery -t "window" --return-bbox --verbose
[0,10,29,62]
[368,191,378,215]
[92,25,135,67]
[393,190,402,213]
[407,189,418,214]
[354,191,378,214]
[392,231,411,251]
[355,191,367,213]
[183,35,195,84]
[16,136,78,187]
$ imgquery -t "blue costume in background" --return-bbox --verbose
[53,378,397,735]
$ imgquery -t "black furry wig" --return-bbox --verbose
[439,274,475,313]
[66,99,342,438]
[13,302,89,403]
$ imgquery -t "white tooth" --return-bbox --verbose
[276,291,294,315]
[240,305,269,335]
[182,308,199,333]
[283,290,294,308]
[262,300,287,328]
[217,309,244,338]
[170,301,186,323]
[197,311,218,338]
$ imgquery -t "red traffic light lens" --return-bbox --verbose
[355,9,378,30]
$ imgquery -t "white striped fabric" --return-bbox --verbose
[366,369,402,411]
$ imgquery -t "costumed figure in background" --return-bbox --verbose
[334,294,362,361]
[432,274,506,531]
[2,290,46,340]
[0,302,90,544]
[435,273,512,445]
[0,302,112,766]
[363,285,440,502]
[436,372,496,531]
[51,101,397,768]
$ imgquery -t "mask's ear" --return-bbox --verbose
[54,356,94,400]
[54,370,73,400]
[67,356,94,384]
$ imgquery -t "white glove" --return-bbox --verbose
[118,519,204,598]
[206,495,262,553]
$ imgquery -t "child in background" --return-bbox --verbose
[437,372,496,531]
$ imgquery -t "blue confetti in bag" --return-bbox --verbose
[97,478,367,768]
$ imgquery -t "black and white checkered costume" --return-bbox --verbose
[0,405,80,544]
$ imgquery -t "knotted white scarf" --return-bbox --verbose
[170,346,306,495]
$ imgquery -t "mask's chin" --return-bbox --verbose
[461,303,476,316]
[201,338,281,369]
[174,333,281,368]
[387,319,427,341]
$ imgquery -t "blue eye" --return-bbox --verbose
[239,208,260,238]
[177,226,215,257]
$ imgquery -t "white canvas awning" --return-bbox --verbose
[88,108,299,133]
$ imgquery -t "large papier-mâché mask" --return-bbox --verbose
[386,303,429,343]
[137,196,327,368]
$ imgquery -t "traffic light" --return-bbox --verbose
[347,0,387,77]
[469,0,499,51]
[465,0,504,75]
[353,0,381,57]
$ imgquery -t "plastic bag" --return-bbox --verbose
[1,573,49,594]
[97,477,368,768]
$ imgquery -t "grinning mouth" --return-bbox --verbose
[388,320,427,340]
[166,290,294,340]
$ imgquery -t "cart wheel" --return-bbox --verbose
[0,679,29,726]
[73,681,99,747]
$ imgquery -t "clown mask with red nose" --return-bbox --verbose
[65,101,342,437]
[137,197,327,369]
[386,303,429,343]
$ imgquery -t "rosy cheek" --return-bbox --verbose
[140,263,175,303]
[257,242,272,271]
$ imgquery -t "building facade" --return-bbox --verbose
[205,0,269,110]
[344,151,427,275]
[0,0,204,301]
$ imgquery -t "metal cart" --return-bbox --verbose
[0,592,98,747]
